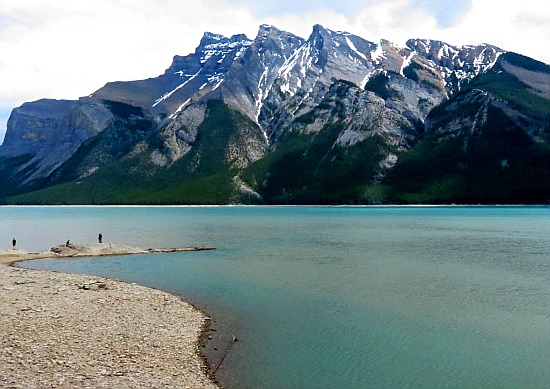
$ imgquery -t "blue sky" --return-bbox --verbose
[0,0,548,143]
[230,0,473,28]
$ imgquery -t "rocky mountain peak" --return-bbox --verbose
[257,24,281,37]
[252,24,304,51]
[311,24,330,37]
[198,32,250,49]
[406,38,504,74]
[194,32,252,63]
[199,32,229,47]
[460,43,503,67]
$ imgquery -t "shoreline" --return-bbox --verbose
[0,244,220,388]
[2,204,549,208]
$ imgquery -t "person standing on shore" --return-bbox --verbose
[98,233,103,244]
[12,238,16,250]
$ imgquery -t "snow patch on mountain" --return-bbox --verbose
[255,67,270,121]
[153,70,201,107]
[200,39,252,64]
[345,37,368,62]
[169,98,192,119]
[400,53,414,76]
[371,43,385,63]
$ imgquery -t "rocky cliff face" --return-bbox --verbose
[0,99,111,192]
[1,99,78,159]
[1,24,548,204]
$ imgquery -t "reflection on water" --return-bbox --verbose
[7,206,550,388]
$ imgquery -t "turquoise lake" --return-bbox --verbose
[3,206,550,388]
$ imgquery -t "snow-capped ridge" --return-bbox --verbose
[199,32,239,47]
[92,25,512,147]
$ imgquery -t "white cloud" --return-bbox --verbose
[0,0,548,143]
[0,0,262,142]
[349,0,440,45]
[443,0,550,57]
[0,0,259,99]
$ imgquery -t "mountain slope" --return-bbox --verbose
[384,53,550,204]
[91,32,253,120]
[1,25,549,205]
[8,100,264,204]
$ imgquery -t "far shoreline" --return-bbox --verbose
[1,203,549,210]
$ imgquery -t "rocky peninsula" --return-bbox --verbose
[0,242,215,264]
[0,243,218,388]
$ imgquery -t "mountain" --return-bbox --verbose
[385,52,550,204]
[1,24,549,204]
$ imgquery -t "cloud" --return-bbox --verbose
[347,0,440,45]
[0,0,548,144]
[433,0,550,57]
[0,0,262,142]
[0,0,259,98]
[408,0,473,28]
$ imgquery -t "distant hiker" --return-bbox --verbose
[98,233,103,244]
[12,238,16,250]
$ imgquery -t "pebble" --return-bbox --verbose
[0,265,218,388]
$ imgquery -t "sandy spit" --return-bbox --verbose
[0,246,219,389]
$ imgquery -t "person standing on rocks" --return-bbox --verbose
[12,238,16,250]
[98,233,103,244]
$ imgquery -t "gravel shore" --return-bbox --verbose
[0,254,219,388]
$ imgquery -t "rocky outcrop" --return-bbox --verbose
[0,243,216,264]
[154,103,207,164]
[0,99,112,189]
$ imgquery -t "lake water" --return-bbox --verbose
[3,206,550,388]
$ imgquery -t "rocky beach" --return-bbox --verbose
[0,244,218,388]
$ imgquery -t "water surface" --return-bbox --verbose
[4,206,550,388]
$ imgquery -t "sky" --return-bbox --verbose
[0,0,549,143]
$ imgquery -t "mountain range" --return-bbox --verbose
[1,24,549,204]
